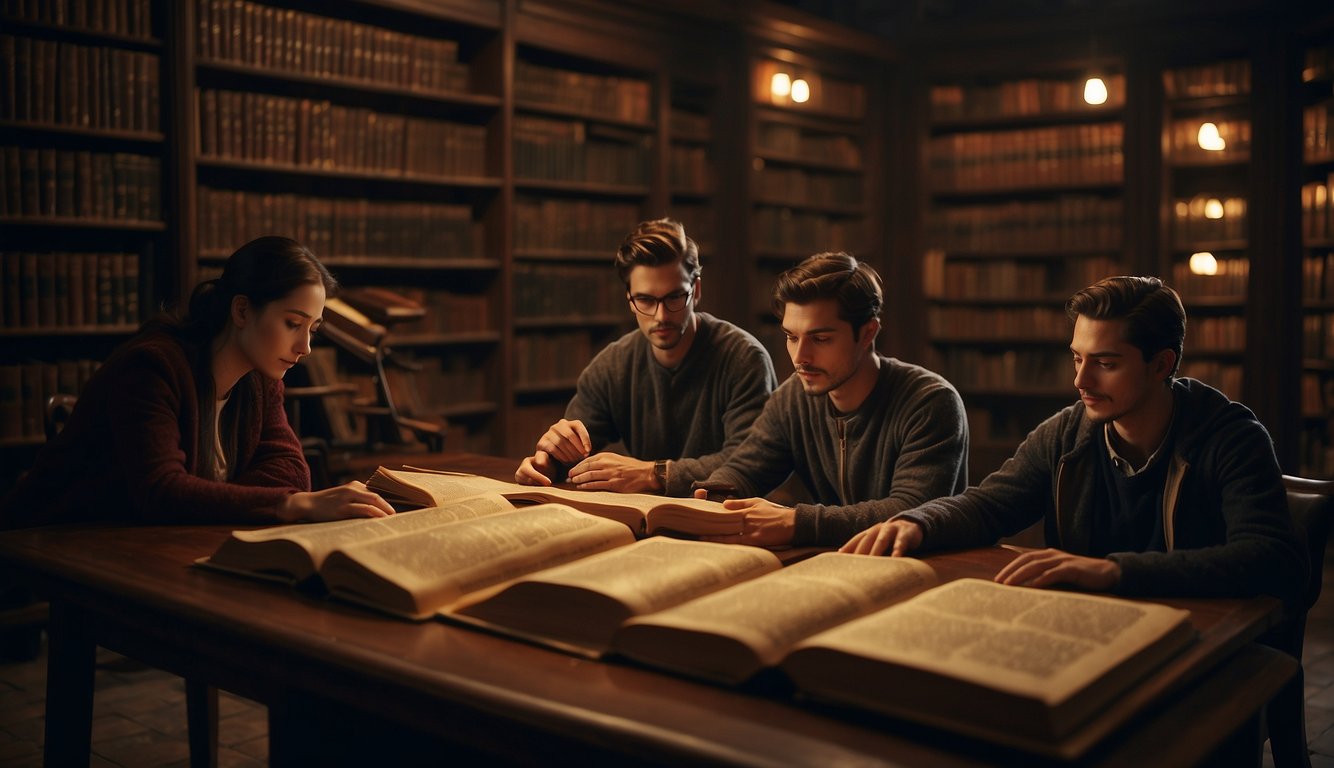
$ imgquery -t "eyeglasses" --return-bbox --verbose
[628,287,693,315]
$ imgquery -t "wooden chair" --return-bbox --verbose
[43,393,78,441]
[1266,475,1334,768]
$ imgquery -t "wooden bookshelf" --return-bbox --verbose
[1300,36,1334,478]
[0,0,166,471]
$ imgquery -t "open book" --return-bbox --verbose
[367,466,744,537]
[451,538,782,655]
[780,577,1194,747]
[202,496,639,619]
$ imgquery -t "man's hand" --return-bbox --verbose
[515,450,556,486]
[994,548,1122,591]
[699,498,796,548]
[282,481,395,522]
[840,519,923,557]
[535,418,592,465]
[567,452,657,493]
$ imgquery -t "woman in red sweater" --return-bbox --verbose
[0,236,394,527]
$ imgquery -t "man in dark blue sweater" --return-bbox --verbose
[844,276,1306,606]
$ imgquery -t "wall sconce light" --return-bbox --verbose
[1203,198,1225,219]
[1083,76,1108,105]
[791,78,810,103]
[1189,251,1219,276]
[1197,122,1226,151]
[771,72,792,98]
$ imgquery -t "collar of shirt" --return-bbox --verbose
[1103,422,1170,477]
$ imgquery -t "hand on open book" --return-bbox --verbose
[281,480,395,522]
[515,451,556,486]
[993,548,1122,591]
[839,519,923,557]
[567,452,658,493]
[696,497,795,547]
[535,418,593,465]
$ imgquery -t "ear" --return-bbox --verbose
[858,318,881,350]
[692,276,703,307]
[1152,348,1176,381]
[230,295,251,328]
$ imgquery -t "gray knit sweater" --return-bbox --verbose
[562,312,776,496]
[703,355,969,547]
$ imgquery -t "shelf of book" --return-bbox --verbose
[922,64,1128,477]
[1299,39,1334,478]
[0,1,167,490]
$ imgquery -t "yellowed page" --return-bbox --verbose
[794,578,1192,705]
[320,504,635,618]
[621,554,937,666]
[368,467,514,506]
[226,493,514,570]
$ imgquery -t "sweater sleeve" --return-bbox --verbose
[896,410,1066,552]
[108,347,300,524]
[664,340,776,496]
[230,376,311,493]
[792,382,970,546]
[1108,418,1307,607]
[699,382,798,500]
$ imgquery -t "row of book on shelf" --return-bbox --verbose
[512,330,595,387]
[1302,313,1334,360]
[1169,258,1248,300]
[926,196,1123,254]
[1304,100,1334,160]
[2,251,142,329]
[515,60,651,124]
[756,122,861,167]
[927,348,1071,391]
[0,34,161,132]
[197,188,484,263]
[1178,361,1242,402]
[200,467,1197,755]
[929,74,1127,121]
[751,208,864,253]
[0,358,98,441]
[2,0,153,37]
[1301,175,1334,243]
[1303,251,1334,300]
[669,145,712,195]
[0,146,161,221]
[751,61,866,121]
[512,263,625,320]
[1162,59,1250,99]
[1171,195,1246,244]
[197,89,488,178]
[385,288,491,336]
[514,197,640,253]
[927,124,1124,193]
[513,116,650,186]
[195,0,471,95]
[921,252,1120,300]
[752,165,861,207]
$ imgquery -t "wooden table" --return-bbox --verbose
[0,453,1296,767]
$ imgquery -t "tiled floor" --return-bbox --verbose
[0,539,1331,767]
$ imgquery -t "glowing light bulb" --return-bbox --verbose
[1203,198,1224,219]
[1083,77,1108,105]
[1197,122,1226,151]
[1189,252,1218,276]
[791,78,810,104]
[770,72,791,98]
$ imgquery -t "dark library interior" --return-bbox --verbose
[3,0,1334,765]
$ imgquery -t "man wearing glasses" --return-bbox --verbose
[515,218,776,494]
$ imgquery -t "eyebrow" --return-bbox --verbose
[1071,348,1123,358]
[285,309,317,319]
[784,326,840,336]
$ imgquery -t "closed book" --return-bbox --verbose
[39,148,56,216]
[20,252,37,327]
[37,254,55,326]
[3,251,18,327]
[68,252,85,326]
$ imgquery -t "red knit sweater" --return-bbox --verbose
[1,331,310,527]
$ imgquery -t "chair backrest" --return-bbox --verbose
[1282,475,1334,611]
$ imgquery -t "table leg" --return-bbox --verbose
[44,600,95,766]
[186,678,219,768]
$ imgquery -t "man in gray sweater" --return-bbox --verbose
[514,218,776,496]
[695,252,969,548]
[842,276,1305,606]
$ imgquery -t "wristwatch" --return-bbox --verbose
[653,459,669,493]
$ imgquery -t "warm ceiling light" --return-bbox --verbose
[1197,122,1226,151]
[791,78,810,103]
[1189,251,1219,276]
[1203,198,1225,219]
[1083,77,1108,105]
[771,72,792,98]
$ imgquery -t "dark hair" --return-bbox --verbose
[772,252,883,336]
[613,218,701,286]
[1065,276,1186,376]
[167,236,336,480]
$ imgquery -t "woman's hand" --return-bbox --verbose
[282,481,395,522]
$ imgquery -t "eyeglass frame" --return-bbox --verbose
[627,283,695,316]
